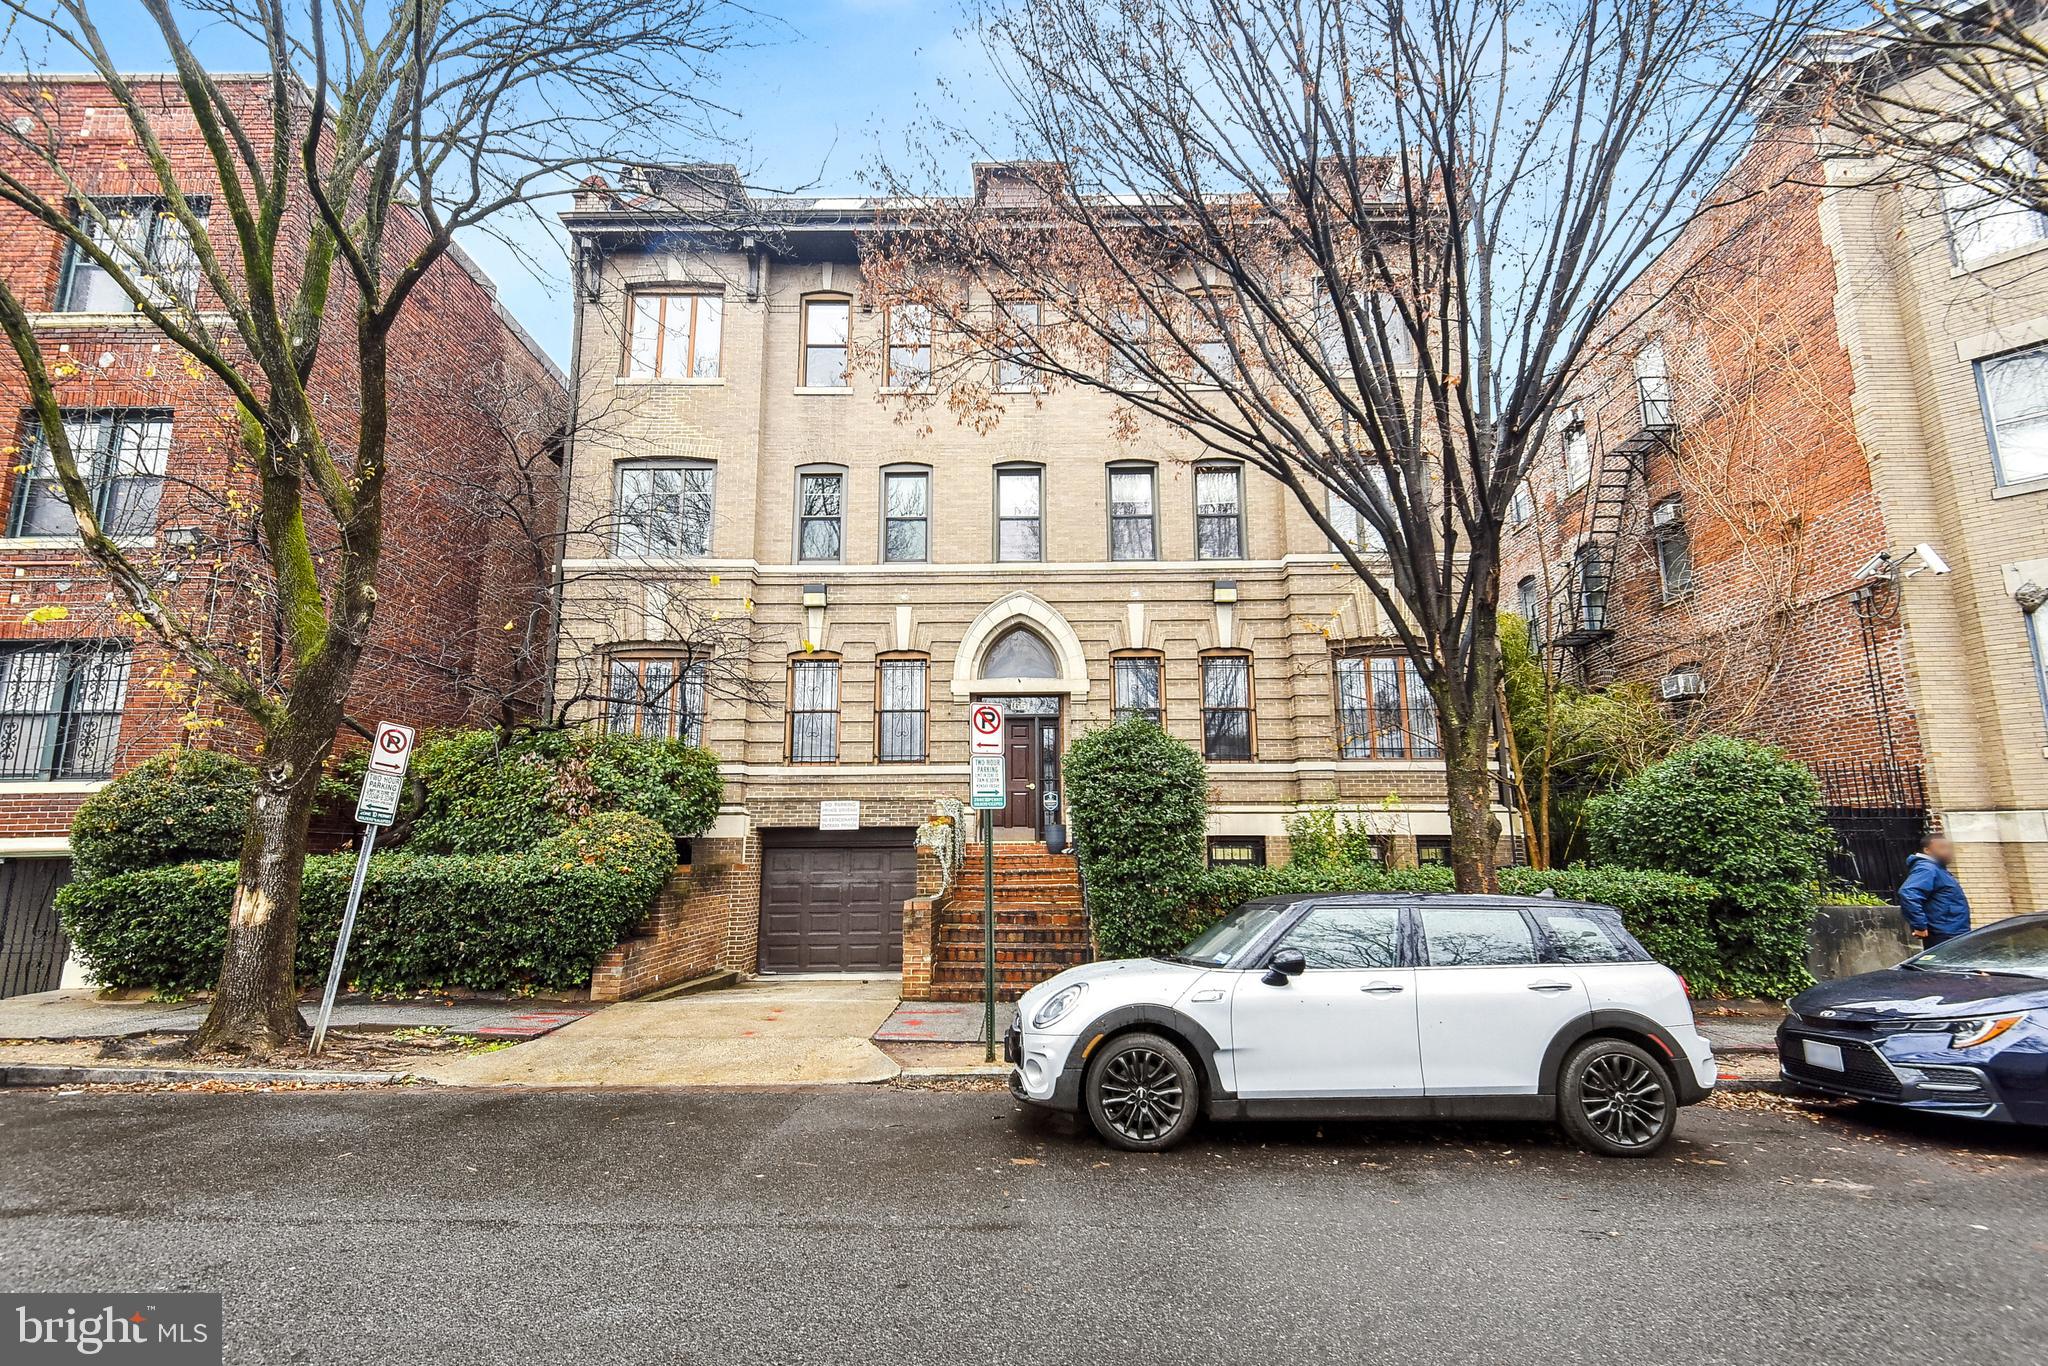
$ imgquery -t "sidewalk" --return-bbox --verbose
[1694,999,1787,1055]
[0,988,592,1041]
[408,977,903,1087]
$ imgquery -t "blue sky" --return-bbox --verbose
[67,0,990,363]
[464,0,990,362]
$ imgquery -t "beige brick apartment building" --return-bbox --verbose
[557,166,1469,985]
[1502,52,2048,919]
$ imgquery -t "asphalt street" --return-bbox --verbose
[3,1085,2045,1366]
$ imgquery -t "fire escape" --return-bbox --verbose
[1550,368,1677,665]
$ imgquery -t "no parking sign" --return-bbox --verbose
[969,703,1004,756]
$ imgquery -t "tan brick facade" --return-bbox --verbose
[558,175,1478,977]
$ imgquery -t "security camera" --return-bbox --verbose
[1913,543,1950,576]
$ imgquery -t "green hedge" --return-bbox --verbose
[404,728,723,854]
[57,812,677,994]
[1064,721,1211,959]
[1588,736,1828,999]
[69,749,256,881]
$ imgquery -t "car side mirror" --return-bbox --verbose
[1262,949,1306,987]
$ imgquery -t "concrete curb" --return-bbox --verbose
[0,1063,406,1088]
[896,1066,1012,1080]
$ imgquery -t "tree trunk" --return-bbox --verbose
[185,726,335,1056]
[1439,613,1504,894]
[1442,717,1502,893]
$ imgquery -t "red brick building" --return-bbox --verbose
[1505,132,1920,775]
[0,76,564,995]
[1503,105,2048,914]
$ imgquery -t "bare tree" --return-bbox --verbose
[1822,3,2048,224]
[0,0,743,1053]
[862,0,1847,890]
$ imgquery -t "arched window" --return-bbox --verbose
[982,626,1058,679]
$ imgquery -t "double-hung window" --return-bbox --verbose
[787,658,841,763]
[1976,343,2048,486]
[1562,415,1591,493]
[58,196,205,312]
[882,468,930,562]
[1112,654,1163,726]
[1517,576,1545,650]
[996,466,1042,561]
[1329,469,1388,555]
[625,291,723,378]
[1651,496,1692,601]
[1942,143,2048,266]
[996,301,1040,392]
[11,410,170,540]
[607,657,707,746]
[614,461,714,558]
[1108,465,1157,561]
[1335,653,1440,759]
[1201,654,1253,760]
[802,297,851,388]
[1107,305,1151,387]
[797,470,845,562]
[1195,464,1244,559]
[877,657,928,762]
[1635,343,1673,430]
[0,642,131,779]
[885,305,933,390]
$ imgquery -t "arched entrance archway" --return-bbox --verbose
[952,594,1089,837]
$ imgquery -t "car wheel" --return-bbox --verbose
[1557,1037,1676,1158]
[1083,1031,1200,1152]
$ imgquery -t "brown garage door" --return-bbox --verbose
[758,830,913,974]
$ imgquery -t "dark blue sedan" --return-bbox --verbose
[1778,913,2048,1126]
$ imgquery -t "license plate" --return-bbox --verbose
[1802,1039,1846,1072]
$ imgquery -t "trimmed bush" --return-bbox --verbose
[1587,736,1831,998]
[404,727,723,854]
[57,812,677,994]
[1585,736,1832,886]
[70,749,256,881]
[1063,720,1210,960]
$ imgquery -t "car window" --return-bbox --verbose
[1276,906,1401,970]
[1179,900,1295,966]
[1913,918,2048,978]
[1419,908,1538,966]
[1537,912,1624,964]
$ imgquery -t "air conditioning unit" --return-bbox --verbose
[1660,669,1706,701]
[1651,498,1684,529]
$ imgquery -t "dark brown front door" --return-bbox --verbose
[1001,718,1037,832]
[998,712,1062,836]
[758,831,913,973]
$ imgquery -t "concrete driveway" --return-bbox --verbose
[410,977,903,1088]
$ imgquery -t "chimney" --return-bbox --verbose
[972,160,1069,209]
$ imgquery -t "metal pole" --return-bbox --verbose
[983,812,996,1063]
[310,825,378,1057]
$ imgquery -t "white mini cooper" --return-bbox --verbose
[1005,893,1717,1157]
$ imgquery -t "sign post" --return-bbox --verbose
[311,721,414,1056]
[968,704,1005,1061]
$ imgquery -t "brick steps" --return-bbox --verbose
[930,846,1089,1000]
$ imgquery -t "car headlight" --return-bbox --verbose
[1949,1015,2024,1049]
[1032,983,1086,1030]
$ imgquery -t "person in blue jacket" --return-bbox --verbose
[1898,832,1972,947]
